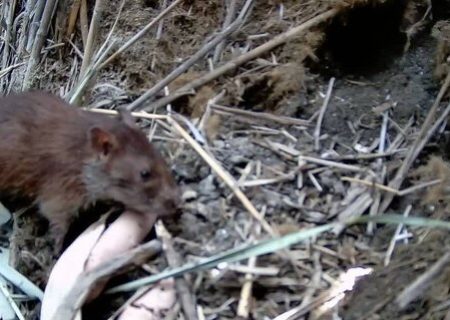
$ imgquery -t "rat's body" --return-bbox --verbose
[0,91,179,249]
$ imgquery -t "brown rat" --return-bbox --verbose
[0,91,180,250]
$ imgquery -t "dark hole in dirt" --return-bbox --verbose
[432,0,450,20]
[142,0,159,9]
[314,0,408,76]
[239,77,270,111]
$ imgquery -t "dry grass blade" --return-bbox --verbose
[86,108,168,120]
[0,283,25,320]
[66,0,82,39]
[22,0,58,90]
[237,207,265,318]
[212,104,310,126]
[79,0,104,79]
[1,1,17,71]
[213,0,238,63]
[142,8,339,112]
[79,0,88,46]
[26,0,46,53]
[314,77,335,151]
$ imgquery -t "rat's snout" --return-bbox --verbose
[156,183,182,216]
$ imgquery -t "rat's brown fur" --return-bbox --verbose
[0,91,180,249]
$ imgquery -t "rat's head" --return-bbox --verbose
[83,109,181,216]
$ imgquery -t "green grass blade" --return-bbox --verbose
[107,223,335,293]
[107,214,450,294]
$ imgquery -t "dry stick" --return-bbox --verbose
[237,206,265,318]
[127,0,255,111]
[384,205,411,266]
[213,0,238,64]
[22,0,59,90]
[79,0,88,47]
[368,111,389,234]
[0,283,25,320]
[26,0,45,52]
[380,72,450,213]
[16,0,36,59]
[156,0,168,40]
[0,62,27,80]
[86,108,169,120]
[1,0,17,69]
[237,255,257,318]
[156,221,198,320]
[212,104,310,126]
[141,8,339,112]
[314,77,335,151]
[167,116,274,235]
[79,0,104,79]
[50,240,162,320]
[341,177,441,196]
[99,0,184,69]
[396,251,450,310]
[0,0,17,90]
[66,0,82,38]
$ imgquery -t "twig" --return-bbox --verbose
[86,107,169,120]
[50,240,162,320]
[237,207,265,318]
[66,0,82,39]
[340,177,441,196]
[0,62,26,79]
[396,251,450,309]
[213,0,238,64]
[79,0,88,47]
[381,72,450,212]
[156,221,197,320]
[15,0,35,61]
[1,0,17,71]
[384,205,411,266]
[314,77,335,151]
[367,111,389,234]
[26,0,45,52]
[299,155,371,174]
[156,0,168,40]
[330,150,406,161]
[237,255,257,318]
[127,0,255,111]
[0,283,25,320]
[334,193,373,234]
[22,0,59,90]
[79,0,104,79]
[212,104,310,126]
[141,8,339,112]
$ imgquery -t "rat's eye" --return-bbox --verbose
[140,170,151,181]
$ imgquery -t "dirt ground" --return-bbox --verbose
[5,0,450,319]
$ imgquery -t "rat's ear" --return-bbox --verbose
[117,107,136,128]
[89,127,117,157]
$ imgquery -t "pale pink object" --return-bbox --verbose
[40,211,158,320]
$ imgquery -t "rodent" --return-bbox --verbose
[0,91,180,250]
